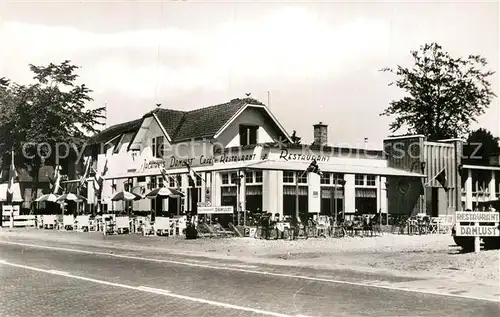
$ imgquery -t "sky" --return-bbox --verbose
[1,0,498,149]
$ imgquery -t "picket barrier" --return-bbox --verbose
[1,215,36,228]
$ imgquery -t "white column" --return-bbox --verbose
[213,172,222,206]
[376,176,381,213]
[380,176,388,214]
[344,174,355,212]
[262,170,271,214]
[277,171,283,216]
[490,170,496,200]
[263,170,281,216]
[465,169,473,210]
[239,172,246,212]
[201,172,207,204]
[308,173,321,214]
[181,174,189,211]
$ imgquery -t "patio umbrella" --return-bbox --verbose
[35,193,59,202]
[145,187,184,199]
[56,193,86,202]
[111,190,142,202]
[111,190,143,216]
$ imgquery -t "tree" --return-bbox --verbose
[462,128,500,192]
[380,43,496,141]
[0,61,105,199]
[463,128,500,165]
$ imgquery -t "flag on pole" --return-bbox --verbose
[79,157,91,188]
[93,160,108,192]
[159,166,179,187]
[304,159,323,176]
[183,161,203,187]
[435,168,449,192]
[51,165,62,194]
[7,151,18,195]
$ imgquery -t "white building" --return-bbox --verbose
[68,98,425,222]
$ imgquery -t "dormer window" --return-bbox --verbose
[151,136,164,159]
[239,125,258,146]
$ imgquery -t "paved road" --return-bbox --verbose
[0,242,499,317]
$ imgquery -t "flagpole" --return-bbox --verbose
[424,167,445,187]
[295,171,300,225]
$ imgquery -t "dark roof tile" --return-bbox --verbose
[152,109,186,139]
[89,119,142,145]
[89,98,267,146]
[172,98,264,142]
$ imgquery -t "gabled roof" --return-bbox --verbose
[172,98,254,142]
[89,119,142,145]
[92,98,290,149]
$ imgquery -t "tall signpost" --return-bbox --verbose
[455,211,500,253]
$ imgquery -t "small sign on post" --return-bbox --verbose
[455,212,500,253]
[198,206,234,215]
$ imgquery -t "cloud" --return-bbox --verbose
[1,6,391,98]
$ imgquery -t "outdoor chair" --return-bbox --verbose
[429,217,439,234]
[330,226,346,238]
[362,222,373,237]
[438,216,454,234]
[316,224,328,238]
[371,224,382,236]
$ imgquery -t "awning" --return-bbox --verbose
[245,160,426,178]
[0,183,24,202]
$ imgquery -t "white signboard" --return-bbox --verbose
[198,206,234,214]
[456,225,500,237]
[115,216,130,229]
[455,212,500,223]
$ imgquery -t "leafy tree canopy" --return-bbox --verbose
[0,61,105,176]
[463,128,500,165]
[380,43,496,141]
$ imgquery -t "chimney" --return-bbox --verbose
[313,122,328,146]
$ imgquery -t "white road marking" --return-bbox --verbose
[1,240,498,303]
[48,270,69,275]
[0,260,298,317]
[183,259,258,269]
[137,286,172,294]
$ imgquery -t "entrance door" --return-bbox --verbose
[168,197,179,217]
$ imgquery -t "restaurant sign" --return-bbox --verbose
[144,149,265,170]
[198,206,234,214]
[278,149,331,162]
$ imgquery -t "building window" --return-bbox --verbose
[283,171,294,183]
[320,172,331,184]
[239,125,258,146]
[196,175,202,187]
[355,174,365,186]
[169,174,177,188]
[298,171,307,184]
[151,136,164,158]
[367,175,376,186]
[333,173,344,185]
[230,172,238,184]
[150,176,157,189]
[255,171,263,183]
[246,172,253,184]
[158,176,164,188]
[222,173,229,185]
